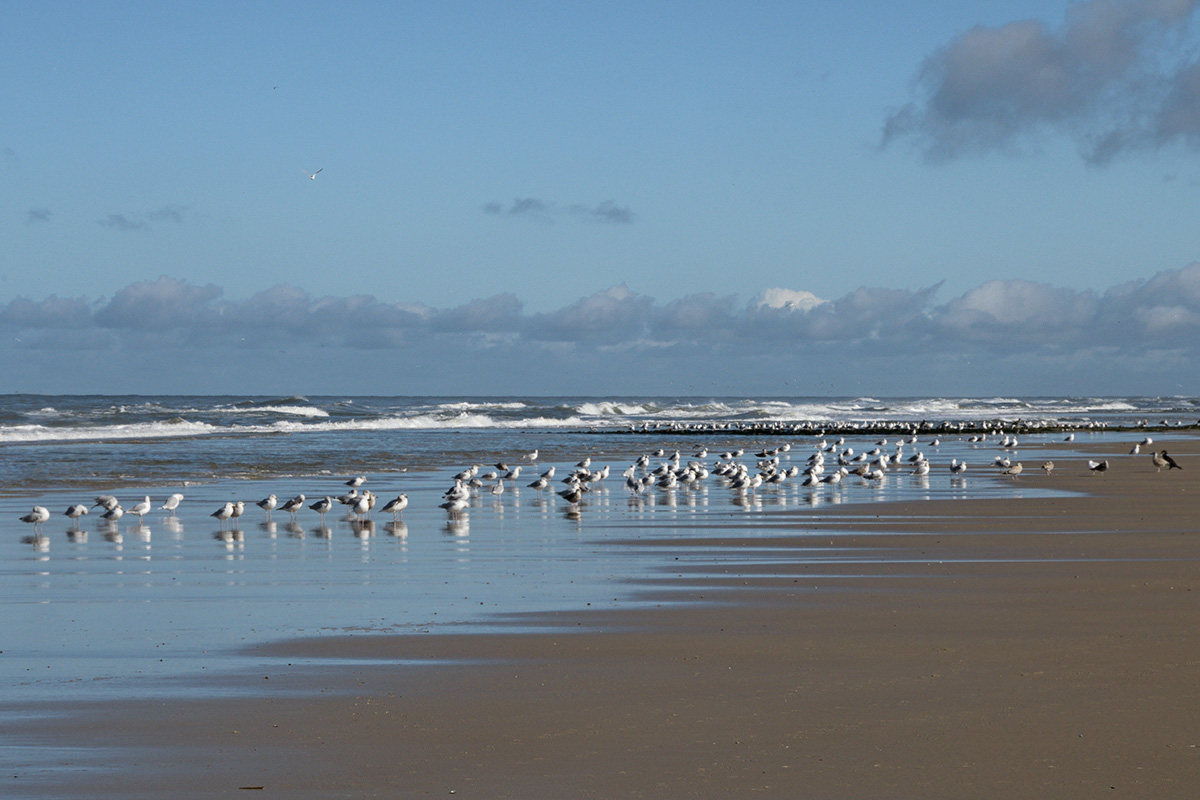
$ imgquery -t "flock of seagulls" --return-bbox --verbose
[17,475,409,545]
[14,436,1186,544]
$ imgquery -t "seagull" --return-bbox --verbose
[230,500,246,523]
[211,502,234,529]
[345,476,366,488]
[310,496,334,522]
[102,504,125,523]
[523,450,539,462]
[1129,443,1141,455]
[64,504,89,525]
[129,496,152,521]
[93,495,119,511]
[381,494,408,519]
[1088,459,1109,474]
[350,494,371,519]
[1152,450,1182,472]
[280,494,306,518]
[160,493,184,515]
[257,494,278,518]
[439,497,468,514]
[949,459,967,475]
[558,486,584,504]
[303,168,323,180]
[1003,463,1023,479]
[1041,461,1055,475]
[20,506,50,531]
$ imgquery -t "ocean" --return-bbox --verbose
[0,394,1190,717]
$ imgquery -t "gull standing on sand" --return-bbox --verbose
[381,494,408,519]
[310,496,334,522]
[129,496,152,521]
[350,494,371,520]
[257,494,278,518]
[1003,463,1023,479]
[160,493,183,515]
[440,496,468,514]
[1042,461,1055,475]
[211,502,234,529]
[280,494,305,519]
[1088,459,1109,474]
[20,506,50,531]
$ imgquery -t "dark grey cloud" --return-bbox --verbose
[483,197,554,222]
[883,0,1200,164]
[5,266,1200,393]
[147,204,188,223]
[98,213,147,231]
[25,208,51,224]
[567,200,635,224]
[484,197,635,224]
[98,204,190,231]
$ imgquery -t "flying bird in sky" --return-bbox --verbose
[303,169,323,180]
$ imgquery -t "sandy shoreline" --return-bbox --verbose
[11,444,1200,798]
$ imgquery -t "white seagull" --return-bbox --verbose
[129,496,152,521]
[303,168,323,180]
[381,494,408,519]
[20,506,50,531]
[257,494,278,518]
[160,493,184,515]
[280,494,306,518]
[211,502,234,528]
[64,504,89,525]
[310,496,334,522]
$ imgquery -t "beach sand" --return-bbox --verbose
[14,441,1200,798]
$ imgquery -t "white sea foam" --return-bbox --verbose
[0,420,220,444]
[576,402,654,417]
[434,401,529,412]
[217,404,330,418]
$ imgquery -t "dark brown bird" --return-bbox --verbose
[1152,450,1182,472]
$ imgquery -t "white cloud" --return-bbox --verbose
[753,288,826,311]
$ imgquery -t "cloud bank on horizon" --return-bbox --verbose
[883,0,1200,164]
[2,268,1198,395]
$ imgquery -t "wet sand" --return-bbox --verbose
[13,441,1200,798]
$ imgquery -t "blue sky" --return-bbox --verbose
[3,1,1200,396]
